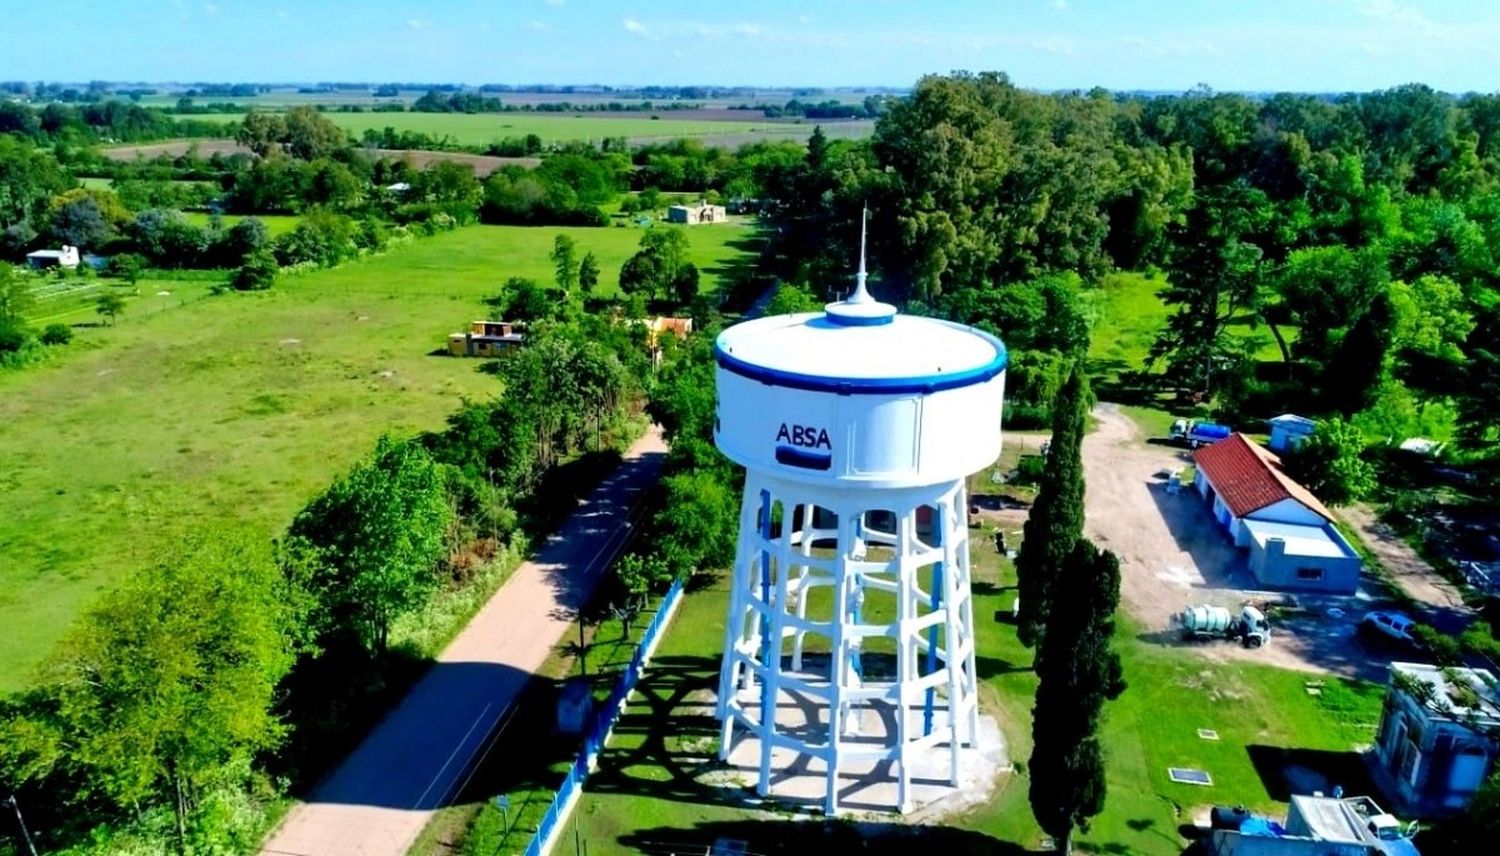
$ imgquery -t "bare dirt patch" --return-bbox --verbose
[1083,404,1387,681]
[103,139,251,160]
[369,149,539,174]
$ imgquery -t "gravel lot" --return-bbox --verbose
[1082,404,1390,681]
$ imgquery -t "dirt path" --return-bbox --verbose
[261,427,668,856]
[1082,404,1383,680]
[1338,503,1473,632]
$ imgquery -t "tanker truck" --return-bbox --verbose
[1172,604,1271,648]
[1169,419,1231,449]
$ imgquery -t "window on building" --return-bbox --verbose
[1296,567,1324,581]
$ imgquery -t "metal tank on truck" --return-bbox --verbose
[1172,604,1271,647]
[711,214,1007,815]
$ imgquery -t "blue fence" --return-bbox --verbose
[521,577,686,856]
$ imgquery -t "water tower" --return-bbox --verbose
[712,224,1008,815]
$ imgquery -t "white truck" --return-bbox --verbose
[1173,604,1271,648]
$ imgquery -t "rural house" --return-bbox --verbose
[667,201,727,224]
[447,320,525,357]
[1374,662,1500,814]
[1267,413,1318,452]
[26,245,80,269]
[1192,433,1362,593]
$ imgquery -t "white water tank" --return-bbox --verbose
[712,259,1007,814]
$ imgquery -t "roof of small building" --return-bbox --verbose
[1194,433,1336,522]
[1268,413,1318,431]
[1242,518,1357,559]
[1391,662,1500,726]
[26,248,70,258]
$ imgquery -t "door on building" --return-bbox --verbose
[1448,745,1489,799]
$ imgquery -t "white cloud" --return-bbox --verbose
[545,0,565,5]
[1049,0,1068,9]
[623,18,651,37]
[734,23,763,38]
[528,20,548,30]
[407,19,432,30]
[203,2,219,13]
[1356,0,1435,31]
[1030,37,1075,55]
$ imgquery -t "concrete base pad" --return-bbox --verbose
[710,680,1006,818]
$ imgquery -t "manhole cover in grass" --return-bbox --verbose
[1168,767,1213,786]
[1198,729,1220,740]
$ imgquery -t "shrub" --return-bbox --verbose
[0,322,30,353]
[232,248,278,291]
[1412,623,1462,666]
[40,323,73,345]
[1014,453,1048,485]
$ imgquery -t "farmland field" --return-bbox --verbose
[187,111,874,146]
[0,221,759,691]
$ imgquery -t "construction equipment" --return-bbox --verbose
[1172,604,1271,648]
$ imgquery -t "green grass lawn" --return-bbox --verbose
[188,111,868,146]
[182,211,302,237]
[554,523,1382,854]
[0,221,758,691]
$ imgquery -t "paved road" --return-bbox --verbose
[262,427,668,856]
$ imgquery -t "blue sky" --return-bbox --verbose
[1,0,1495,92]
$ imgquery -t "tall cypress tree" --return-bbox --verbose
[1028,539,1127,856]
[1014,363,1089,648]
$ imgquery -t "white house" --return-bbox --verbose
[1375,662,1500,814]
[26,245,80,269]
[1267,413,1318,452]
[1192,433,1362,593]
[666,202,727,225]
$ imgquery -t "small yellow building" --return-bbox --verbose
[447,320,526,357]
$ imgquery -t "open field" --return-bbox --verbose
[185,111,874,147]
[541,531,1383,855]
[0,221,758,691]
[137,88,893,110]
[101,140,539,174]
[181,211,302,236]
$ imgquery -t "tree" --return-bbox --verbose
[493,275,552,322]
[94,291,125,325]
[48,194,108,250]
[216,217,269,266]
[578,250,600,295]
[10,530,307,849]
[106,251,146,286]
[39,322,71,345]
[1324,291,1395,416]
[765,281,822,315]
[639,226,690,282]
[1151,183,1274,395]
[1029,539,1126,856]
[1284,417,1376,505]
[281,106,347,161]
[289,438,455,653]
[232,247,278,291]
[235,111,287,157]
[672,261,701,306]
[550,234,578,293]
[618,249,664,299]
[0,263,33,325]
[1015,364,1089,648]
[1390,274,1474,360]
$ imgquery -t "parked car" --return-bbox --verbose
[1360,611,1417,643]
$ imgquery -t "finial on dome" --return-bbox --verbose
[850,205,871,304]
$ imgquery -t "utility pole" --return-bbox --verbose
[5,794,39,856]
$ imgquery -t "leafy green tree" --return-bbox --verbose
[493,276,552,322]
[938,274,1090,356]
[655,468,739,576]
[639,227,690,283]
[94,291,125,325]
[290,438,455,653]
[615,553,673,605]
[1389,274,1474,360]
[1284,417,1376,505]
[232,247,278,291]
[1152,183,1274,396]
[106,251,146,286]
[1015,364,1089,648]
[578,250,600,295]
[235,111,287,157]
[765,281,822,315]
[48,194,108,250]
[671,261,701,306]
[550,234,578,293]
[281,106,347,161]
[0,262,33,325]
[1029,538,1126,856]
[618,248,664,299]
[7,530,307,848]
